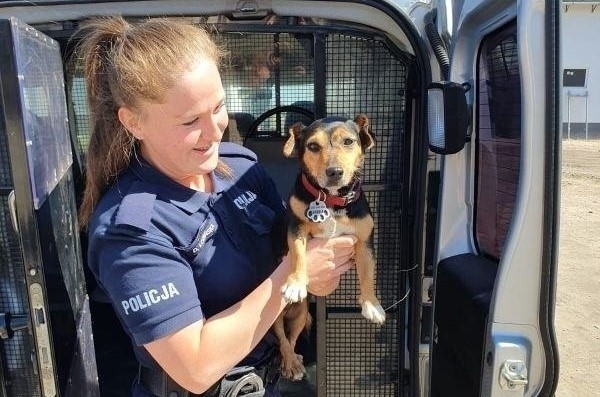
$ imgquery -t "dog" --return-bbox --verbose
[273,114,386,381]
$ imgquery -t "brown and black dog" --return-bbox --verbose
[273,114,386,380]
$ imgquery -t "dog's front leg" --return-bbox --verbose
[354,217,386,325]
[282,224,309,303]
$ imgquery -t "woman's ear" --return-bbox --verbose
[118,107,143,140]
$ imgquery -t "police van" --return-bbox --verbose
[0,0,560,396]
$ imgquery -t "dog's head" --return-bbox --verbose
[283,114,374,195]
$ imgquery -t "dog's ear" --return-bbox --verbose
[283,122,304,157]
[354,114,374,150]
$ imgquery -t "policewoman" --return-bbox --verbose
[77,17,355,397]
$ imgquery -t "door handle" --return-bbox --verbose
[8,190,19,236]
[0,312,28,339]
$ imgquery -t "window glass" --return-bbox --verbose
[219,32,314,141]
[475,23,521,259]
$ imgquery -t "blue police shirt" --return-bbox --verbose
[87,142,287,371]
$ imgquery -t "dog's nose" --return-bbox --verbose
[326,167,344,179]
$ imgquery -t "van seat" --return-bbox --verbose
[431,253,498,397]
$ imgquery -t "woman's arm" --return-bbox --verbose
[144,235,355,394]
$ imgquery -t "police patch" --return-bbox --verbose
[121,282,180,315]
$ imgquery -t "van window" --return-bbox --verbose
[220,32,314,135]
[475,22,521,259]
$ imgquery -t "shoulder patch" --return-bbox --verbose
[218,142,257,162]
[114,181,157,232]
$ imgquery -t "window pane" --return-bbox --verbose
[475,23,521,259]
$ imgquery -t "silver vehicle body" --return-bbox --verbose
[0,1,559,396]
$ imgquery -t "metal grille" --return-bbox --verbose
[326,318,399,395]
[327,189,403,309]
[325,35,408,396]
[220,29,411,397]
[65,53,90,163]
[326,34,407,186]
[484,33,520,139]
[0,100,41,397]
[0,119,11,187]
[476,24,521,259]
[219,32,314,143]
[325,190,403,396]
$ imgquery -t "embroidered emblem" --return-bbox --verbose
[233,190,258,210]
[121,283,180,315]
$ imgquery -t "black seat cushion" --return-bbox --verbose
[431,253,498,397]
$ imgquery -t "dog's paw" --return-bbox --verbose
[361,300,386,325]
[281,354,306,381]
[281,275,308,303]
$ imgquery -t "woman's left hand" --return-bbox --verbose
[306,235,356,296]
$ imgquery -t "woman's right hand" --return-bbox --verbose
[304,235,356,296]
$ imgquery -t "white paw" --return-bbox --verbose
[281,282,307,303]
[281,353,306,381]
[361,301,386,325]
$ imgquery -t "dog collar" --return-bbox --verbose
[301,173,361,207]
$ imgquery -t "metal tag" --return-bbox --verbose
[306,200,331,223]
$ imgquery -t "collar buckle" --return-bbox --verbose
[344,190,356,202]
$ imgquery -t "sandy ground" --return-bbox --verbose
[555,139,600,396]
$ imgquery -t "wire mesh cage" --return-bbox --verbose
[0,174,41,397]
[218,32,315,144]
[219,28,413,396]
[324,33,409,397]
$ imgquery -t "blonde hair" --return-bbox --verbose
[77,17,229,227]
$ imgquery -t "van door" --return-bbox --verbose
[429,1,559,396]
[0,17,99,397]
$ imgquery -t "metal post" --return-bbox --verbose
[313,32,327,397]
[585,93,589,140]
[567,90,571,139]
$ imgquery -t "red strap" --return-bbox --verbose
[301,173,361,207]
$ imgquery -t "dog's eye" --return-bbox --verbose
[307,142,321,152]
[343,138,355,146]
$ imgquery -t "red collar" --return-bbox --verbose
[301,173,361,208]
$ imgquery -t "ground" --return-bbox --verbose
[555,139,600,396]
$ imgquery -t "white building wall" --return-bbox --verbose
[561,3,600,133]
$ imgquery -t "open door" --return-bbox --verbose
[0,17,99,397]
[428,1,560,396]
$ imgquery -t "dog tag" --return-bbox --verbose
[305,200,331,223]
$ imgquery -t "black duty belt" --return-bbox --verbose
[138,365,192,397]
[138,358,280,397]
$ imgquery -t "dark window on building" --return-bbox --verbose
[475,22,521,260]
[563,68,587,87]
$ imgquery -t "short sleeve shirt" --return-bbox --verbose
[87,143,287,368]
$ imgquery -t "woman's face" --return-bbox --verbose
[121,60,228,187]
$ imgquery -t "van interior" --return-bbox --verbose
[0,3,528,396]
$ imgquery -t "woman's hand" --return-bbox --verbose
[305,235,356,296]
